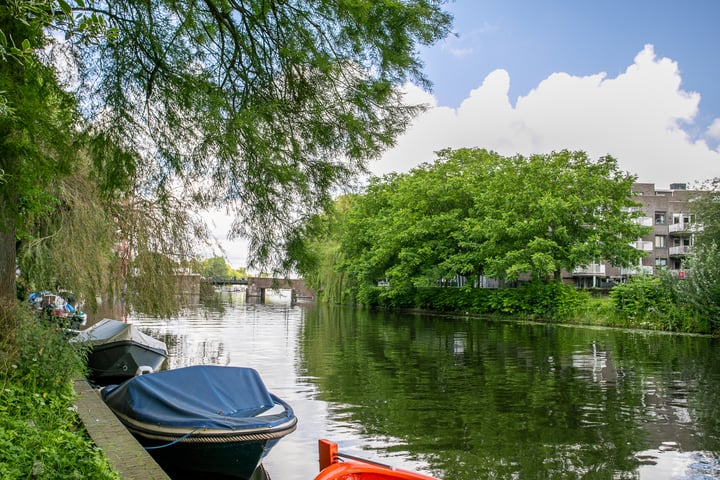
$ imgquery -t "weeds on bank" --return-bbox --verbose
[0,301,119,479]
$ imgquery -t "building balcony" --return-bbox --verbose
[669,222,704,234]
[669,269,691,279]
[669,246,692,256]
[630,240,654,251]
[621,265,654,276]
[573,264,606,276]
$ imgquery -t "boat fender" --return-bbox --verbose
[135,365,154,376]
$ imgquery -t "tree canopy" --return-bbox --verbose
[676,178,720,325]
[61,0,452,266]
[293,148,651,301]
[0,0,453,306]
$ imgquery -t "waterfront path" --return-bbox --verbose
[73,379,170,480]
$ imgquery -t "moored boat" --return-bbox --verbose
[315,439,439,480]
[29,291,88,330]
[101,365,297,479]
[70,318,168,384]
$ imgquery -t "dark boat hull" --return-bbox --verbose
[87,341,167,384]
[138,434,281,479]
[114,402,296,479]
[71,318,168,385]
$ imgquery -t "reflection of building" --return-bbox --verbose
[569,182,703,288]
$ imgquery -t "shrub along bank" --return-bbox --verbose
[0,303,119,479]
[353,278,713,335]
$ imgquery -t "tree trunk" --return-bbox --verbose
[0,199,17,304]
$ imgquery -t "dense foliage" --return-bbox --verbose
[355,281,589,321]
[676,243,720,329]
[291,148,649,316]
[1,0,453,309]
[290,150,720,332]
[692,178,720,248]
[340,149,647,289]
[192,256,247,281]
[0,304,118,479]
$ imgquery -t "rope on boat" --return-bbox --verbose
[136,422,297,446]
[143,428,201,450]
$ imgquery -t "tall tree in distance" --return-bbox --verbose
[0,0,453,304]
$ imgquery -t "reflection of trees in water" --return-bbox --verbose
[195,338,225,365]
[301,307,720,479]
[165,335,225,369]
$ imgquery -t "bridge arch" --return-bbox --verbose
[245,277,315,304]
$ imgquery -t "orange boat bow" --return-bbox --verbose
[315,439,440,480]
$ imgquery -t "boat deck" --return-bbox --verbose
[73,379,170,480]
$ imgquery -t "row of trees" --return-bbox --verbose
[192,257,247,282]
[1,1,452,318]
[289,148,720,330]
[291,149,649,300]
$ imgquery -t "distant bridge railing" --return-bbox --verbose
[207,276,315,303]
[208,277,248,286]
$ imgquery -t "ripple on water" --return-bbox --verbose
[636,445,720,479]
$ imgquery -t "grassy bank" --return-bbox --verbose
[0,302,119,479]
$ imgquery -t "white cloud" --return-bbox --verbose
[372,44,720,188]
[213,45,720,266]
[202,209,249,269]
[708,119,720,141]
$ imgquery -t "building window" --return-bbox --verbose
[655,258,667,267]
[654,235,667,248]
[674,237,691,247]
[655,212,666,225]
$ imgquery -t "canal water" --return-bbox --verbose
[129,288,720,480]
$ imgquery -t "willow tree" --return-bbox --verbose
[0,1,83,306]
[0,1,453,306]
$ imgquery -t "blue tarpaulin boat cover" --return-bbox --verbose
[102,365,277,430]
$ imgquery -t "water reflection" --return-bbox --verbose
[130,291,720,480]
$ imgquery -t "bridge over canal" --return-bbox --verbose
[211,277,315,303]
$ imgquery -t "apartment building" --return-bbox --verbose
[569,182,702,288]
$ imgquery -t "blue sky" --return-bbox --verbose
[423,0,720,134]
[217,1,720,269]
[368,0,720,189]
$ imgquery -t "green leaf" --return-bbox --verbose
[58,0,72,17]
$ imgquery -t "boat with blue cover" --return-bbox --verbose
[101,365,297,479]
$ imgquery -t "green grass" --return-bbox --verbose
[0,302,120,479]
